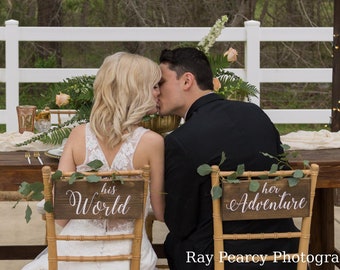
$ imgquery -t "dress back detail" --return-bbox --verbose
[77,123,148,172]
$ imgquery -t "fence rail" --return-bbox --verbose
[0,19,333,132]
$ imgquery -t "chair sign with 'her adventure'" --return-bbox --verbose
[53,178,144,220]
[222,178,311,221]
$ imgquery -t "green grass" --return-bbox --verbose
[275,124,330,135]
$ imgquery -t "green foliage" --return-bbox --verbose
[45,75,95,111]
[215,69,259,101]
[25,205,32,223]
[16,75,95,145]
[197,147,310,199]
[14,158,104,223]
[87,159,104,171]
[16,126,74,146]
[44,200,53,213]
[211,186,222,200]
[34,54,57,68]
[13,181,44,223]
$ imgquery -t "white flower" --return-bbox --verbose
[197,15,229,54]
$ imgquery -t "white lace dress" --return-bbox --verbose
[22,124,157,270]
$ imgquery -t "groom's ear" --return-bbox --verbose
[182,72,194,90]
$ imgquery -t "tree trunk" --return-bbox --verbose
[331,0,340,132]
[36,0,62,66]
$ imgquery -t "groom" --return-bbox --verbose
[156,47,299,270]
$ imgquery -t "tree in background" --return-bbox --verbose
[36,0,62,66]
[0,0,334,114]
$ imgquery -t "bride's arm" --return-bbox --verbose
[55,126,81,227]
[139,131,165,222]
[149,136,165,222]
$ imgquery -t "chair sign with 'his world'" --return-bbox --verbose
[53,178,144,220]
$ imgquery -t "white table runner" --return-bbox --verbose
[0,131,55,152]
[280,129,340,150]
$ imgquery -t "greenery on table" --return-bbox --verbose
[16,75,95,146]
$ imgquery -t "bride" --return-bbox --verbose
[22,52,165,270]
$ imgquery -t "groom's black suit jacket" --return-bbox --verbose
[164,93,299,270]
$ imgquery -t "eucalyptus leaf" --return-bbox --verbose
[236,164,245,176]
[219,152,226,166]
[87,159,104,171]
[30,182,44,192]
[68,172,85,184]
[197,164,212,176]
[269,163,278,174]
[69,173,80,184]
[303,160,310,167]
[31,185,44,201]
[211,186,222,200]
[227,172,237,180]
[293,170,304,178]
[281,144,291,151]
[288,177,299,187]
[260,152,274,159]
[44,200,54,213]
[25,205,32,223]
[227,178,240,184]
[18,182,31,196]
[249,180,260,192]
[52,170,62,180]
[86,175,101,183]
[112,175,124,184]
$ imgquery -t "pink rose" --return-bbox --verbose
[213,77,221,91]
[55,93,70,107]
[224,47,238,62]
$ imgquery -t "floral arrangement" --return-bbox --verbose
[197,15,258,101]
[17,75,94,146]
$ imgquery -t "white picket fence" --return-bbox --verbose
[0,19,333,132]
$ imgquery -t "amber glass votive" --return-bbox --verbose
[16,105,37,133]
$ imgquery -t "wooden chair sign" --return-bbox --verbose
[54,177,144,220]
[221,177,311,221]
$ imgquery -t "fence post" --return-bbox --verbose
[5,19,19,132]
[244,20,261,106]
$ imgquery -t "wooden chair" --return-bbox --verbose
[49,109,77,125]
[210,163,319,270]
[42,165,150,270]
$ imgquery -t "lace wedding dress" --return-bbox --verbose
[22,124,158,270]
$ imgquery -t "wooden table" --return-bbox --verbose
[0,151,59,192]
[1,149,340,268]
[289,148,340,270]
[0,151,59,259]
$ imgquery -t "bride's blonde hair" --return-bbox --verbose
[90,52,161,148]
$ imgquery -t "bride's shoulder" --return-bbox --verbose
[67,124,86,141]
[142,129,163,142]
